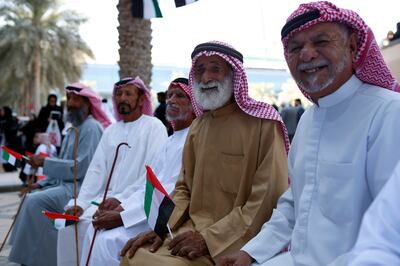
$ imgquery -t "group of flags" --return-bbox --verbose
[1,146,48,180]
[41,165,174,238]
[2,146,174,237]
[132,0,198,19]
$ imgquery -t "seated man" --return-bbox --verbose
[57,76,168,266]
[349,162,400,266]
[80,77,198,266]
[8,83,108,266]
[219,2,400,266]
[120,41,289,266]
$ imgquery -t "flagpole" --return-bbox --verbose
[85,142,130,266]
[167,223,174,239]
[0,171,34,253]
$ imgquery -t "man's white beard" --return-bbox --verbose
[193,74,233,111]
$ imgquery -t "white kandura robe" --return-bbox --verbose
[57,115,167,266]
[349,162,400,266]
[242,76,400,266]
[80,127,190,266]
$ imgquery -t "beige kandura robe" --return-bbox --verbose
[121,103,288,266]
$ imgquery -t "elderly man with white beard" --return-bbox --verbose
[56,76,168,266]
[119,41,289,266]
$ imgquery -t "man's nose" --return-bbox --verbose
[299,44,319,63]
[200,71,213,84]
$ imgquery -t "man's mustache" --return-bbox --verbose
[118,102,131,108]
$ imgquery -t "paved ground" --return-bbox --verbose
[0,170,24,265]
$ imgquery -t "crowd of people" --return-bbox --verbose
[3,1,400,266]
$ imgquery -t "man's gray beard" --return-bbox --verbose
[193,74,233,111]
[297,57,348,94]
[166,104,193,122]
[66,104,88,127]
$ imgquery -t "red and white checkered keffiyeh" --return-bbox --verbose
[168,79,202,118]
[282,1,400,96]
[189,41,290,153]
[112,76,153,122]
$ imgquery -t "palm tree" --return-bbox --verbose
[0,0,93,113]
[117,0,153,87]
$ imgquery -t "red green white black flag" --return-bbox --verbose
[144,165,175,238]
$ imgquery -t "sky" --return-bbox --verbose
[63,0,399,69]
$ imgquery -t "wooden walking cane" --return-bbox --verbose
[0,166,35,253]
[85,142,130,266]
[69,126,80,266]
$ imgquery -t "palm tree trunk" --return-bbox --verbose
[33,48,42,113]
[117,0,153,87]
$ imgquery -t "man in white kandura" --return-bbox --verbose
[57,76,168,266]
[219,1,400,266]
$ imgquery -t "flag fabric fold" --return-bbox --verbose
[42,211,79,230]
[131,0,162,19]
[144,165,175,238]
[174,0,198,8]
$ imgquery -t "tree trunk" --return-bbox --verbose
[117,0,153,88]
[32,48,42,113]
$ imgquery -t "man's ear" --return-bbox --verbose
[349,32,358,62]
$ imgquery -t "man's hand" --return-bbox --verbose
[168,231,209,260]
[29,155,45,169]
[120,230,163,259]
[92,209,123,230]
[65,205,84,217]
[99,197,121,211]
[19,183,41,197]
[217,250,253,266]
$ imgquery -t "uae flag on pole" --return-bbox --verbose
[42,211,79,230]
[1,146,23,168]
[174,0,198,8]
[131,0,162,19]
[144,165,175,238]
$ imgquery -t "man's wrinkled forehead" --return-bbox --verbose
[167,85,188,98]
[287,22,343,44]
[194,55,229,69]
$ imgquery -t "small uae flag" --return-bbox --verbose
[42,211,79,230]
[131,0,162,19]
[1,146,24,167]
[144,165,175,238]
[174,0,198,8]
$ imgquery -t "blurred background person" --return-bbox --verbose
[37,93,64,133]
